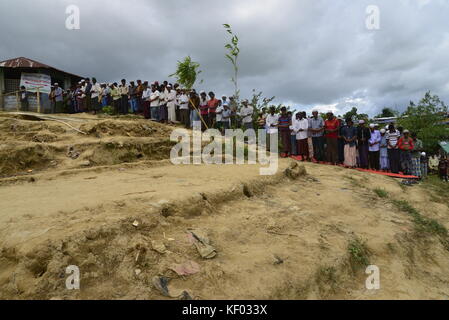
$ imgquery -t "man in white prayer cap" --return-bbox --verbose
[379,128,389,171]
[309,109,325,162]
[368,122,381,170]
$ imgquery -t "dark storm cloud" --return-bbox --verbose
[1,0,449,116]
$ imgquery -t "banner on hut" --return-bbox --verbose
[20,72,51,94]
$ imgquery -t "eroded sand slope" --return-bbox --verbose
[0,113,448,300]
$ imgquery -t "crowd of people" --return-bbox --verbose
[264,107,448,181]
[47,77,448,182]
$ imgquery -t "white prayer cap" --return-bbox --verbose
[369,123,375,128]
[380,129,386,134]
[359,120,365,124]
[200,90,206,94]
[403,129,410,133]
[421,152,426,157]
[54,82,59,86]
[312,109,319,113]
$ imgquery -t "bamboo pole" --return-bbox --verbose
[188,97,209,130]
[37,88,41,113]
[16,92,19,111]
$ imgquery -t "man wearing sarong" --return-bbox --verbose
[324,112,340,165]
[293,112,310,161]
[379,129,389,171]
[340,118,358,168]
[309,110,325,162]
[278,107,291,157]
[357,120,371,169]
[398,130,414,175]
[368,123,381,170]
[411,132,423,178]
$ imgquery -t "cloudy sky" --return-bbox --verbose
[1,0,449,116]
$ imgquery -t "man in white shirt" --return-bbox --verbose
[149,84,160,121]
[239,100,254,130]
[119,79,129,114]
[178,90,190,128]
[141,83,152,119]
[221,104,232,131]
[166,85,177,124]
[292,112,310,161]
[265,107,279,152]
[90,78,101,114]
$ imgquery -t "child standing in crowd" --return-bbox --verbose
[439,155,448,182]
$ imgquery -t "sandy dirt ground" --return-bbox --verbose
[0,112,448,300]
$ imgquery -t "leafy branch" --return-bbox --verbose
[169,56,203,90]
[223,24,240,102]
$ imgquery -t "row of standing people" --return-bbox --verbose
[55,78,256,131]
[259,107,431,179]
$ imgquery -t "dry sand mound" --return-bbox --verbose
[0,114,175,177]
[1,113,448,300]
[0,159,448,300]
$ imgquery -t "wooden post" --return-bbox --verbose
[16,92,20,111]
[37,88,41,113]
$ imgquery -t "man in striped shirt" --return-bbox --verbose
[386,124,401,173]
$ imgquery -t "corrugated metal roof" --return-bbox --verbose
[0,57,52,68]
[0,56,83,79]
[440,141,449,154]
